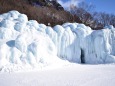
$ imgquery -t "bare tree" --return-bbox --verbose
[78,2,95,13]
[69,2,94,27]
[93,12,115,27]
[110,14,115,27]
[69,2,115,29]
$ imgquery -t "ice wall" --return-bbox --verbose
[0,11,115,71]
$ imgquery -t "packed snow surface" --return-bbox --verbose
[0,11,115,72]
[0,64,115,86]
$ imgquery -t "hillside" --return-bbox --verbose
[0,0,81,26]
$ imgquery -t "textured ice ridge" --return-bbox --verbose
[0,11,115,72]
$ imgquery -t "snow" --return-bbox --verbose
[0,64,115,86]
[0,10,115,72]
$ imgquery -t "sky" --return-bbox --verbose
[58,0,115,14]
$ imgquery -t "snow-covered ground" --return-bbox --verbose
[0,64,115,86]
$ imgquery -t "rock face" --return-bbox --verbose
[27,0,64,10]
[0,0,79,26]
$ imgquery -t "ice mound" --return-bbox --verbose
[0,11,115,72]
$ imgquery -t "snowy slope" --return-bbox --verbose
[0,11,115,72]
[0,64,115,86]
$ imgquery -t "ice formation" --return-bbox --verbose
[0,11,115,72]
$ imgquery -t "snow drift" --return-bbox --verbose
[0,11,115,72]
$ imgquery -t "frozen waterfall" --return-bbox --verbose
[0,11,115,72]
